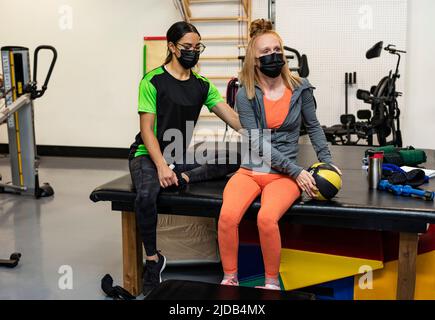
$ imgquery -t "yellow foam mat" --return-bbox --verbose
[279,248,383,291]
[354,251,435,300]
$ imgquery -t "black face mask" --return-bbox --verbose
[258,53,285,78]
[177,49,200,69]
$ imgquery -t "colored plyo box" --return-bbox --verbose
[238,244,264,281]
[300,277,355,300]
[280,248,383,291]
[239,220,384,261]
[354,250,435,300]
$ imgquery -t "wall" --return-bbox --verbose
[275,0,408,129]
[403,0,435,149]
[0,0,179,148]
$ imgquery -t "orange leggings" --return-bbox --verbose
[218,168,301,279]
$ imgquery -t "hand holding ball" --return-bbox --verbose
[307,163,342,200]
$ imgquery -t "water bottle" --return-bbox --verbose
[368,150,384,189]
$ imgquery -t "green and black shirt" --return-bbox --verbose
[129,66,223,160]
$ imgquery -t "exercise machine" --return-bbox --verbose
[356,41,405,147]
[323,72,366,145]
[0,252,21,268]
[325,41,405,147]
[283,46,310,78]
[0,45,57,198]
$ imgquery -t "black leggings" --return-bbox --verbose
[129,153,239,256]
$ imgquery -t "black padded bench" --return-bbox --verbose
[90,144,435,300]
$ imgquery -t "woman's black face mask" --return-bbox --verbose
[258,52,285,78]
[177,49,200,69]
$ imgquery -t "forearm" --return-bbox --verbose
[225,112,242,132]
[301,89,333,164]
[213,102,242,131]
[308,127,333,163]
[141,129,167,170]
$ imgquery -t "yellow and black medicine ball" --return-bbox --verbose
[307,163,342,200]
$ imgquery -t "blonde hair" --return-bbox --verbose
[239,19,302,99]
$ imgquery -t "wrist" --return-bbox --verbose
[156,160,168,171]
[291,167,304,180]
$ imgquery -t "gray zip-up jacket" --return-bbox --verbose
[236,78,333,179]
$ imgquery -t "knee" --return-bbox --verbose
[135,188,159,209]
[218,208,241,232]
[257,213,278,233]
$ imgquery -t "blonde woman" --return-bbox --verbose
[218,19,341,290]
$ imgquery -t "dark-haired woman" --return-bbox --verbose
[128,21,241,295]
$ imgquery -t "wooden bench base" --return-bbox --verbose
[396,232,418,300]
[122,211,143,296]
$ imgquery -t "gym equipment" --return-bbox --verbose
[0,46,57,197]
[355,41,405,147]
[101,274,136,300]
[0,252,21,268]
[378,180,434,201]
[325,41,406,147]
[307,162,342,200]
[343,72,357,143]
[223,77,240,141]
[283,46,310,78]
[364,146,427,167]
[382,164,428,188]
[324,72,372,145]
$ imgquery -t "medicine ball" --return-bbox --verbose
[307,163,342,200]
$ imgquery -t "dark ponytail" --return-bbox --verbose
[164,21,201,65]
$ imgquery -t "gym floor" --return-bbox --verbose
[0,155,222,300]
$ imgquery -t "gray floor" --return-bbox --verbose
[0,155,222,300]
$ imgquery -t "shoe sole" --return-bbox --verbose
[159,255,167,283]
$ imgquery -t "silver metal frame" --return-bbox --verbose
[268,0,276,28]
[1,47,37,195]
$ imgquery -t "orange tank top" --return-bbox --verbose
[263,88,292,129]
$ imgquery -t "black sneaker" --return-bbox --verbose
[143,252,166,296]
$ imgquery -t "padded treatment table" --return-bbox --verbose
[145,279,315,300]
[90,144,435,300]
